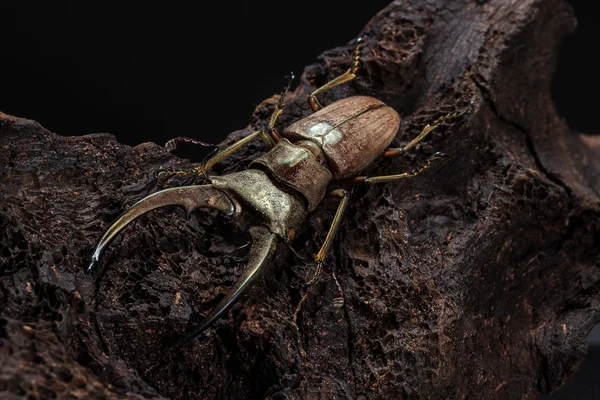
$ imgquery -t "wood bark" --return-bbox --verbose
[1,0,599,399]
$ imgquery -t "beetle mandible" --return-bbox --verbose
[86,38,473,348]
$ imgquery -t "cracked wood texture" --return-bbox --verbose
[1,0,600,399]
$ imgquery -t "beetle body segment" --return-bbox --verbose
[211,169,307,238]
[284,96,401,178]
[251,139,332,211]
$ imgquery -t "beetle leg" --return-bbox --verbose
[308,37,365,112]
[384,101,474,157]
[156,137,217,180]
[155,129,266,180]
[354,152,446,184]
[171,225,277,348]
[331,266,345,308]
[303,260,324,286]
[156,74,296,180]
[301,189,349,286]
[86,185,236,274]
[164,137,216,153]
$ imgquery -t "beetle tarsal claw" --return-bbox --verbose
[86,185,235,274]
[170,225,277,348]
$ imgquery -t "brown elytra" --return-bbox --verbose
[284,96,401,178]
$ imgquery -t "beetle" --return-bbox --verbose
[86,38,473,348]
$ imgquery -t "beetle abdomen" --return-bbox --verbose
[284,96,400,178]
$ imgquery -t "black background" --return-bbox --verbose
[1,0,599,146]
[1,0,598,398]
[1,0,390,147]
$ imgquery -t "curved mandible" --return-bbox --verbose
[170,225,277,348]
[86,185,235,274]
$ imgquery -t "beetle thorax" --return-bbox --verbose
[250,139,332,212]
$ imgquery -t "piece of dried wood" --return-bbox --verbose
[1,1,599,398]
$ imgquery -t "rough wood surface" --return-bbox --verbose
[1,1,599,399]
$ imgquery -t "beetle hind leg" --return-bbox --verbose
[384,100,474,158]
[354,152,447,184]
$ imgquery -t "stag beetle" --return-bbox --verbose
[87,38,473,348]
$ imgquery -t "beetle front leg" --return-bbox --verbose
[301,189,349,286]
[308,38,364,112]
[156,74,295,180]
[163,137,216,153]
[155,130,267,180]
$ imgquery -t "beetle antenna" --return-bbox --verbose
[269,72,295,130]
[277,71,295,111]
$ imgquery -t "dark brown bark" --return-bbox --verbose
[1,0,599,399]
